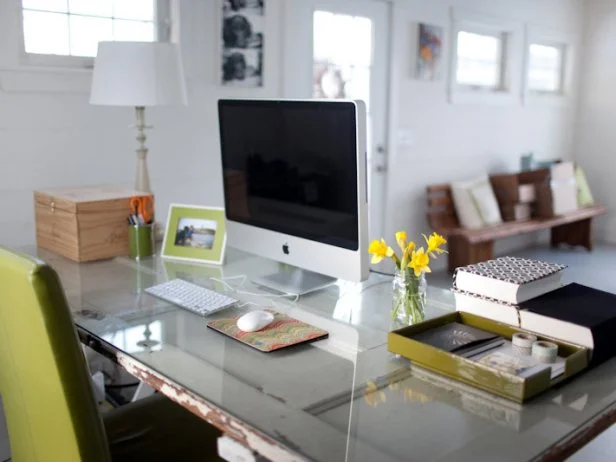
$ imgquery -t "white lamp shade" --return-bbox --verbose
[90,41,187,107]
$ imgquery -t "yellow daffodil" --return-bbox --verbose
[368,239,394,264]
[395,231,407,251]
[409,247,431,277]
[423,232,447,257]
[401,240,416,268]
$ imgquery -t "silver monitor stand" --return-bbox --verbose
[252,267,336,296]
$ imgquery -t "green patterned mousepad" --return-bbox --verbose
[207,310,328,352]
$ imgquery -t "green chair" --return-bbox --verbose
[0,247,222,461]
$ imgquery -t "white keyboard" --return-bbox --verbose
[145,279,237,316]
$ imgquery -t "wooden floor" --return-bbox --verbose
[2,243,616,461]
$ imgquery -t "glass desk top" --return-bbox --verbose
[29,247,616,462]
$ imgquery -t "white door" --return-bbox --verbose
[282,0,390,242]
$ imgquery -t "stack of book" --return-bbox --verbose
[453,256,566,326]
[453,256,616,366]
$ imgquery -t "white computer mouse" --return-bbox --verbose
[236,310,275,332]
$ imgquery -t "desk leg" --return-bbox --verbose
[551,219,593,251]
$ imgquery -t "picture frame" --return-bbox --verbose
[161,204,227,265]
[221,0,265,87]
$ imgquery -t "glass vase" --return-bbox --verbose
[392,269,427,325]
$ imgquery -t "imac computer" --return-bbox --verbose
[218,99,368,295]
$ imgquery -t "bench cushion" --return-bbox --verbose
[443,205,607,244]
[450,175,486,229]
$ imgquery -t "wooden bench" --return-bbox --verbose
[427,183,607,271]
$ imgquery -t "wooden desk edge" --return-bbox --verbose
[78,327,615,462]
[535,401,616,462]
[78,328,307,462]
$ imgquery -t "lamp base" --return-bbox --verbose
[134,106,152,193]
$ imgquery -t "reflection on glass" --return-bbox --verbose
[103,320,162,353]
[456,31,502,88]
[528,44,563,93]
[69,16,112,57]
[23,11,70,55]
[363,377,432,408]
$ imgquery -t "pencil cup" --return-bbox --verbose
[128,224,154,260]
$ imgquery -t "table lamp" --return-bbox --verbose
[90,41,187,193]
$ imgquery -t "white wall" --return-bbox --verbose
[0,0,586,265]
[575,0,616,243]
[0,0,283,247]
[386,0,584,267]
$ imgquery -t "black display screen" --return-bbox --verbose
[218,99,359,250]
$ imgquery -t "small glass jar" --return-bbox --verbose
[391,268,427,325]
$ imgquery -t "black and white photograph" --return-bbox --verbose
[223,14,263,49]
[223,0,264,16]
[221,0,264,87]
[222,49,262,87]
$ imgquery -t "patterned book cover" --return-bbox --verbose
[453,257,566,288]
[207,310,328,352]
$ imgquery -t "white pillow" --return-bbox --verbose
[450,176,487,229]
[470,181,503,226]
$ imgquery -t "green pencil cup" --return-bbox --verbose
[128,224,154,260]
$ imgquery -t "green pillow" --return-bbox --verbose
[576,166,594,207]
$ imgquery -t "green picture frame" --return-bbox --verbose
[161,204,227,265]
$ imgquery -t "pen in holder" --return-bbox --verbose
[128,223,154,260]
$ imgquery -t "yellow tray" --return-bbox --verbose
[388,312,588,403]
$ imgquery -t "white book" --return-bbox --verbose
[453,289,521,327]
[453,256,566,304]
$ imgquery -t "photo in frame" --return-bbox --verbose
[221,0,264,87]
[415,23,444,81]
[162,204,227,265]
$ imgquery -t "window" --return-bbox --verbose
[449,10,524,104]
[527,43,565,94]
[21,0,160,61]
[455,31,505,90]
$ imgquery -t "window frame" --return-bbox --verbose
[449,9,524,105]
[523,26,577,105]
[17,0,172,69]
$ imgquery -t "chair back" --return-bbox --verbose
[0,247,110,461]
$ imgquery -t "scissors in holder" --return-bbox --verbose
[130,195,154,225]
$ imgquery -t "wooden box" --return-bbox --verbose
[34,186,143,262]
[388,312,588,403]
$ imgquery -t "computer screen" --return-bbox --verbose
[219,99,359,251]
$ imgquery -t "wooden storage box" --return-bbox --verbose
[388,312,588,403]
[34,186,143,262]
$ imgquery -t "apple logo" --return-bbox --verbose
[282,243,290,255]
